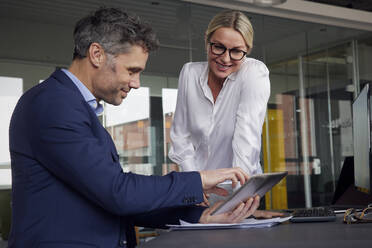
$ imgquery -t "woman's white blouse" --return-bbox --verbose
[169,58,270,174]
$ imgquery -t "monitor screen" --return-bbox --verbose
[352,84,371,193]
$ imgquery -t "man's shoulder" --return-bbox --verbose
[27,71,81,103]
[18,71,85,119]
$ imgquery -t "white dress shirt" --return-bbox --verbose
[169,58,270,174]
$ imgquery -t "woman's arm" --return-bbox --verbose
[169,63,197,171]
[232,59,271,174]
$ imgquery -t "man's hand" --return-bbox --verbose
[199,168,249,196]
[199,195,260,224]
[196,193,210,207]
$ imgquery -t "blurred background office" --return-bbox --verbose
[1,0,372,245]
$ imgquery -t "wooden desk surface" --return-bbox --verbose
[140,215,372,248]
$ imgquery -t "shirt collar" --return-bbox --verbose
[61,69,103,115]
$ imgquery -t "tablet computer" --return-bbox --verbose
[211,171,288,215]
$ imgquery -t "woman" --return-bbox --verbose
[169,10,270,176]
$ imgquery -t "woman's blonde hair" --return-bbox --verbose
[205,10,253,53]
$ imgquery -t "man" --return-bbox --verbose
[8,7,260,248]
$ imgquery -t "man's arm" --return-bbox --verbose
[132,195,260,228]
[30,90,250,217]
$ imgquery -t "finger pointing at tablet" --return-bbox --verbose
[199,168,249,192]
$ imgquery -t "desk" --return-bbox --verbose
[140,215,372,248]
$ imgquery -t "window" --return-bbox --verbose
[104,87,152,175]
[162,88,178,174]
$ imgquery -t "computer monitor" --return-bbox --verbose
[352,83,372,194]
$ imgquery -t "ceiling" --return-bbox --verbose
[0,0,359,45]
[0,0,370,37]
[0,0,370,65]
[307,0,372,12]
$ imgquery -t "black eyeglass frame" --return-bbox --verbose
[208,42,248,61]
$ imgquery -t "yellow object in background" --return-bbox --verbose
[262,108,288,210]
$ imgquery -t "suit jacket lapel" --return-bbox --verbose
[50,69,120,163]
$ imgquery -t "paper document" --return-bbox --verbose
[212,172,288,215]
[167,216,292,230]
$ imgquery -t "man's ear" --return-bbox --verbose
[88,42,105,68]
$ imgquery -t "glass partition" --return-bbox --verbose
[141,1,371,209]
[264,35,356,208]
[358,36,372,90]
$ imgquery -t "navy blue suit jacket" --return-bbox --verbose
[8,70,204,248]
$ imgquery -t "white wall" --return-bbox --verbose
[0,76,22,167]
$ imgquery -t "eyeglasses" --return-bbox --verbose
[208,42,247,61]
[343,204,372,224]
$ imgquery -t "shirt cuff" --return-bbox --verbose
[179,158,196,171]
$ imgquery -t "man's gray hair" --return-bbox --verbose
[73,7,159,59]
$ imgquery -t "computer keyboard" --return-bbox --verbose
[289,207,336,223]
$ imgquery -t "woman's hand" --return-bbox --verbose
[253,210,284,219]
[199,195,260,224]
